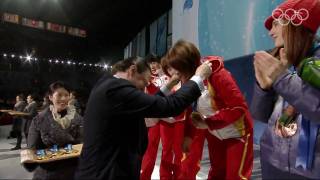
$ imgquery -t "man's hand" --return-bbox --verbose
[195,61,212,80]
[182,137,193,153]
[165,73,181,90]
[191,112,208,129]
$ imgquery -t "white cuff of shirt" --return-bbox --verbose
[190,75,205,92]
[160,85,171,96]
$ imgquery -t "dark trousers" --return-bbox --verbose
[12,118,23,148]
[16,119,32,147]
[23,119,31,138]
[15,130,22,148]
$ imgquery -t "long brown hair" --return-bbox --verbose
[283,23,315,67]
[269,47,281,60]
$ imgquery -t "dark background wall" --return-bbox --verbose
[0,55,105,105]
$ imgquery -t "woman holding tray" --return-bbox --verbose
[23,81,83,180]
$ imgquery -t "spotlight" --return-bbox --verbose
[26,55,32,62]
[11,54,15,58]
[3,53,7,57]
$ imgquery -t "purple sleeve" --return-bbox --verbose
[250,82,277,123]
[273,71,320,122]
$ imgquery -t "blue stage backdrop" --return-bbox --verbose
[172,0,320,144]
[198,0,283,60]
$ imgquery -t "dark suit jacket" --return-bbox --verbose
[12,101,27,131]
[75,74,201,180]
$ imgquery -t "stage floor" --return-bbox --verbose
[0,138,261,179]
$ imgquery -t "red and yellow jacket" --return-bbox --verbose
[186,56,253,140]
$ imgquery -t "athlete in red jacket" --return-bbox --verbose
[141,54,190,180]
[162,40,253,180]
[140,55,168,180]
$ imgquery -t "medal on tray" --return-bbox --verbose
[36,149,47,160]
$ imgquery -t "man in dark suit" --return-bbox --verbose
[23,94,38,142]
[75,57,211,180]
[10,94,27,150]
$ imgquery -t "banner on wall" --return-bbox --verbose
[137,28,146,57]
[124,45,129,58]
[47,22,66,33]
[124,42,133,58]
[21,18,44,29]
[132,37,138,57]
[168,9,172,35]
[167,34,172,50]
[68,27,87,38]
[156,13,168,56]
[3,13,19,24]
[136,33,141,56]
[149,21,158,55]
[172,0,199,47]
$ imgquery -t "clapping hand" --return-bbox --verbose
[253,48,289,89]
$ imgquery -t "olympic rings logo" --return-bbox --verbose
[272,8,309,26]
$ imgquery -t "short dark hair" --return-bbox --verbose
[48,81,70,95]
[111,56,150,75]
[70,91,77,97]
[27,94,37,101]
[145,54,161,64]
[17,94,25,100]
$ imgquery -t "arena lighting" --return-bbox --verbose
[26,55,32,62]
[0,51,109,70]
